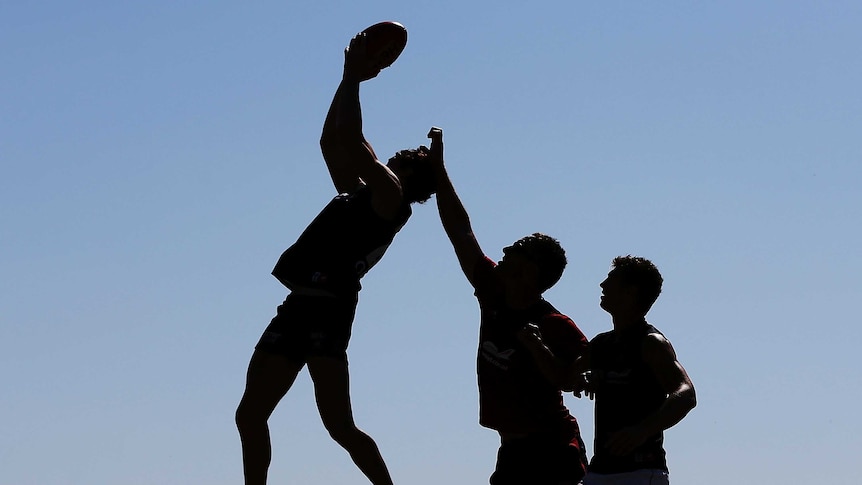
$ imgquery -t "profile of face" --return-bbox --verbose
[497,246,540,290]
[387,147,435,203]
[599,270,638,315]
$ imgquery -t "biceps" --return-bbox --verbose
[656,360,693,395]
[321,142,360,193]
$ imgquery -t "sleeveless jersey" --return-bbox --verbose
[272,185,411,295]
[589,323,669,473]
[472,257,588,433]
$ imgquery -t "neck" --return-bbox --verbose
[505,287,542,310]
[611,313,647,331]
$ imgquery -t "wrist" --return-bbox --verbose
[342,70,361,83]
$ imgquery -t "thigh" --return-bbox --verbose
[306,356,356,428]
[237,349,305,417]
[254,294,312,362]
[306,294,357,360]
[255,293,357,362]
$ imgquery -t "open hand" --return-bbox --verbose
[344,34,380,81]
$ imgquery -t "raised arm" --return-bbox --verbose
[320,81,360,193]
[319,34,403,218]
[428,127,484,285]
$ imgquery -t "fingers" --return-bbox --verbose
[515,327,532,345]
[427,126,443,141]
[347,33,367,54]
[344,34,378,81]
[427,127,444,162]
[516,323,541,341]
[427,127,444,158]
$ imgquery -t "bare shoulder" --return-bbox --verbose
[641,330,695,393]
[367,163,405,221]
[642,331,678,362]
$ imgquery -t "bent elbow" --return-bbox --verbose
[320,126,341,147]
[683,387,697,411]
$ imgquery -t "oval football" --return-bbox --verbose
[360,21,408,71]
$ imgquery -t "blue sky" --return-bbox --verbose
[2,1,860,484]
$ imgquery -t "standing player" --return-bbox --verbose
[428,127,589,485]
[578,256,697,485]
[235,34,436,485]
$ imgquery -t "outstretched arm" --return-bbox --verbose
[428,127,484,285]
[320,81,361,193]
[319,34,402,218]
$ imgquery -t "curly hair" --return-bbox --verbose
[506,233,567,292]
[610,255,663,312]
[392,146,437,203]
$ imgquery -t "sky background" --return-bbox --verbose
[2,1,861,484]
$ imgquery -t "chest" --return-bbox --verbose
[477,306,542,372]
[591,336,650,388]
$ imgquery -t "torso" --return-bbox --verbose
[271,185,411,295]
[472,257,588,433]
[589,323,669,473]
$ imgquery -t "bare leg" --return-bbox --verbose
[235,349,304,485]
[307,356,394,485]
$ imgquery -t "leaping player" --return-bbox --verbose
[235,31,437,485]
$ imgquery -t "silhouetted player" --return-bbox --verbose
[429,127,589,485]
[577,256,697,485]
[235,34,436,485]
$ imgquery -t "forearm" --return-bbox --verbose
[524,341,572,390]
[518,326,576,390]
[321,82,344,145]
[638,335,697,436]
[333,79,363,142]
[638,386,697,436]
[433,162,472,240]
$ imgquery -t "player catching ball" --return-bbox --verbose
[235,25,436,485]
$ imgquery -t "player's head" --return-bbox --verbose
[387,146,436,203]
[601,255,663,316]
[500,233,567,293]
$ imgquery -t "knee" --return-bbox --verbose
[324,420,363,446]
[235,399,266,430]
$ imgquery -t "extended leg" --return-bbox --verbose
[235,349,304,485]
[307,356,394,485]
